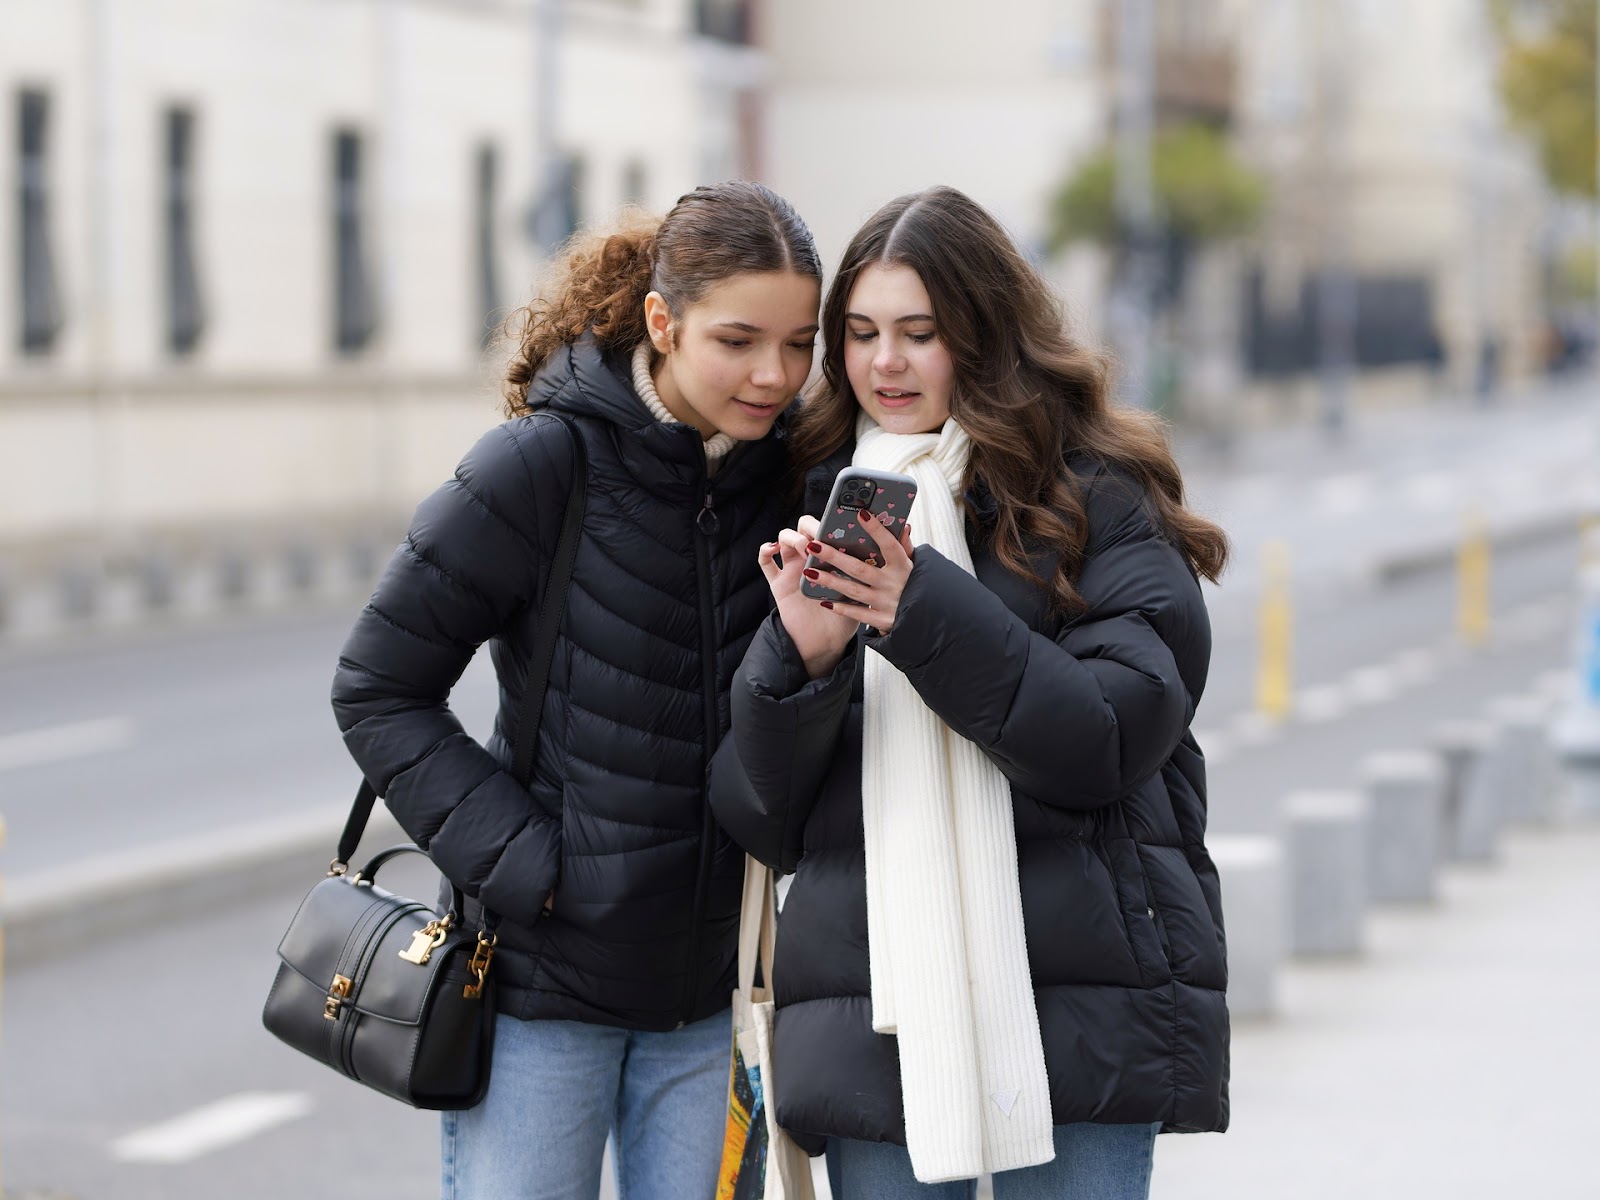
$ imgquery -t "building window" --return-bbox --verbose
[332,129,377,354]
[475,143,500,346]
[621,159,647,207]
[164,108,205,356]
[18,89,64,355]
[693,0,752,44]
[557,153,585,241]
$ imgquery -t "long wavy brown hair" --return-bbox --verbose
[502,181,821,416]
[787,186,1228,613]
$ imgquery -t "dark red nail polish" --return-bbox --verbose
[803,568,820,580]
[820,600,834,609]
[807,542,825,554]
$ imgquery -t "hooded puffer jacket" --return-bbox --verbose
[332,335,788,1029]
[709,442,1229,1151]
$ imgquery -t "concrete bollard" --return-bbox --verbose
[1431,720,1500,862]
[1208,835,1284,1019]
[1285,791,1368,957]
[1360,750,1444,903]
[1485,695,1560,825]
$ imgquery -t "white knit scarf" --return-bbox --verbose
[855,411,1055,1183]
[631,342,736,471]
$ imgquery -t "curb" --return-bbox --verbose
[2,805,403,969]
[0,520,403,649]
[1369,508,1584,586]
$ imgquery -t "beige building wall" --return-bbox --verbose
[759,0,1108,282]
[1232,0,1546,395]
[0,0,761,545]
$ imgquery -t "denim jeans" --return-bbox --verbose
[825,1122,1162,1200]
[439,1006,732,1200]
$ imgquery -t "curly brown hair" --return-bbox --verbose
[502,182,821,416]
[787,186,1228,613]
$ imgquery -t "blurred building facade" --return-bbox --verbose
[0,0,760,549]
[0,0,1555,565]
[1230,0,1546,409]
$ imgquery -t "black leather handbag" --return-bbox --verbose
[262,415,585,1109]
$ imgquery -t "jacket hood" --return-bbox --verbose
[527,334,791,501]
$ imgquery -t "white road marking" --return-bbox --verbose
[0,716,135,772]
[1401,470,1458,512]
[111,1092,312,1164]
[1345,666,1400,705]
[1192,728,1232,766]
[1389,648,1438,685]
[1294,685,1349,724]
[1230,711,1284,745]
[1312,471,1375,517]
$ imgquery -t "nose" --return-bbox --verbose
[873,341,905,375]
[750,347,785,390]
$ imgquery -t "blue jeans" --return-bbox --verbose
[825,1122,1161,1200]
[440,1007,732,1200]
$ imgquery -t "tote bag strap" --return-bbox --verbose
[737,853,778,996]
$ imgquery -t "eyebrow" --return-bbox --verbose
[710,320,821,335]
[844,311,935,324]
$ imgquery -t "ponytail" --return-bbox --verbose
[503,208,660,415]
[501,181,822,418]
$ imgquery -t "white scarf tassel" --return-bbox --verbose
[855,412,1055,1183]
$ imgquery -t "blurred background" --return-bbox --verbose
[1,1,1597,1198]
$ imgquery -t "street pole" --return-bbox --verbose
[530,0,568,255]
[1112,0,1157,407]
[1315,0,1355,436]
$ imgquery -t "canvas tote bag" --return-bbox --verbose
[715,855,815,1200]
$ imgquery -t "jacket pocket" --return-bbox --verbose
[1101,836,1173,986]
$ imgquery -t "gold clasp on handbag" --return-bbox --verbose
[398,916,452,966]
[463,932,497,1000]
[323,973,353,1020]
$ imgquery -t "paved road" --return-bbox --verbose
[3,586,1579,1199]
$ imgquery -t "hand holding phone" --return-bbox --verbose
[800,468,918,604]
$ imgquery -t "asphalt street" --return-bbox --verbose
[2,577,1580,1199]
[2,383,1595,1198]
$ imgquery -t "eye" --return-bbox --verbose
[847,329,877,343]
[908,331,937,344]
[718,338,750,349]
[788,340,817,353]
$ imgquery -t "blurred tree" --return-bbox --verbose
[1493,0,1596,197]
[1047,121,1265,251]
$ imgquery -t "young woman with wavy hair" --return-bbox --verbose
[711,185,1230,1199]
[332,181,821,1200]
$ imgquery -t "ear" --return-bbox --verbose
[643,291,675,353]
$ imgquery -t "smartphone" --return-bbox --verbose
[799,467,918,603]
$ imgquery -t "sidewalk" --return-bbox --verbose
[1151,821,1600,1200]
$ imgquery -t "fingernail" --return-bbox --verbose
[820,600,834,609]
[807,542,825,554]
[803,568,820,580]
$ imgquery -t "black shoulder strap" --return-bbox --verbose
[335,415,588,870]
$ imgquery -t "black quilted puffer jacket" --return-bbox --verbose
[709,443,1230,1150]
[331,336,788,1029]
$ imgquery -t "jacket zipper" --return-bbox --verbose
[679,479,722,1027]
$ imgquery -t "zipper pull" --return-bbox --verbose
[696,490,720,535]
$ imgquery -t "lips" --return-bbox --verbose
[875,388,921,409]
[732,398,779,418]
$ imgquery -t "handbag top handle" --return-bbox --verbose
[331,414,588,887]
[737,854,778,997]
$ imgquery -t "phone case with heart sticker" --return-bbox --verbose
[800,468,919,604]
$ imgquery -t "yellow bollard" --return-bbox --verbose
[1457,510,1491,647]
[1256,539,1293,721]
[1581,511,1600,567]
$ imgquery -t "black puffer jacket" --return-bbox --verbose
[710,444,1229,1150]
[331,336,787,1029]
